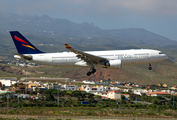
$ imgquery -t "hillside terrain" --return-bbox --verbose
[0,12,177,60]
[0,59,177,86]
[0,12,177,86]
[1,12,177,48]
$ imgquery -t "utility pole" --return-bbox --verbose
[7,94,9,109]
[25,70,27,94]
[173,94,175,109]
[58,84,59,107]
[18,94,19,105]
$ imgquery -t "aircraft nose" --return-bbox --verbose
[163,54,168,59]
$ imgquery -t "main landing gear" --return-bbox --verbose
[87,66,96,76]
[148,63,152,70]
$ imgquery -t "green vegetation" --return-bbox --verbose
[0,90,177,118]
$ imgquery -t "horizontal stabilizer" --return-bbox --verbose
[13,53,32,60]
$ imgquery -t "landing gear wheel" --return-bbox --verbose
[87,72,91,76]
[148,66,152,70]
[87,68,96,76]
[148,63,152,70]
[92,68,96,73]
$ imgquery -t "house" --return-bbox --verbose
[10,83,27,94]
[83,80,95,84]
[163,83,168,88]
[28,83,36,91]
[47,83,61,90]
[147,91,171,96]
[107,90,121,100]
[94,90,121,100]
[61,84,78,91]
[82,85,105,93]
[133,89,142,96]
[66,79,73,82]
[100,79,110,85]
[13,94,29,98]
[0,79,17,88]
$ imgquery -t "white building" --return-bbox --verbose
[61,84,78,91]
[107,91,121,100]
[94,90,121,100]
[13,94,29,98]
[0,79,17,87]
[83,80,95,84]
[133,89,142,96]
[47,83,61,90]
[81,85,105,93]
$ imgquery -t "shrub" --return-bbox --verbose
[8,110,16,114]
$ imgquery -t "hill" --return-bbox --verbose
[0,60,177,86]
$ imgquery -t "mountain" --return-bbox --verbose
[0,12,177,86]
[1,12,177,62]
[0,12,177,48]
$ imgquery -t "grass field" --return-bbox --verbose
[0,106,177,118]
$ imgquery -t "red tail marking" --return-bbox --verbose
[14,35,28,44]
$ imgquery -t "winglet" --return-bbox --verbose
[65,44,72,49]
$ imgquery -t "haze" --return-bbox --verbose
[0,0,177,40]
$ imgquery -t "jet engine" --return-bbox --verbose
[105,59,122,68]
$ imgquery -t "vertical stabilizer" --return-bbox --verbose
[10,31,44,54]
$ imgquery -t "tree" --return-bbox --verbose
[72,90,82,97]
[42,89,55,101]
[81,91,87,98]
[141,93,148,101]
[129,93,135,101]
[67,91,73,96]
[153,98,161,105]
[120,95,126,104]
[15,90,20,94]
[1,84,5,90]
[14,83,18,87]
[30,91,37,95]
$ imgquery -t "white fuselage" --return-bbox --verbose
[15,49,167,68]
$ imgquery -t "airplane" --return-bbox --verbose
[9,31,168,76]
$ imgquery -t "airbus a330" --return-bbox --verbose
[10,31,168,76]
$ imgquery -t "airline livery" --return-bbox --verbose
[10,31,168,76]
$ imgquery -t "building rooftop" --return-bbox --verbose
[147,91,170,95]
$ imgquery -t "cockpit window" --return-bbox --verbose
[159,52,163,54]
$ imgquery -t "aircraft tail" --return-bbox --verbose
[9,31,44,54]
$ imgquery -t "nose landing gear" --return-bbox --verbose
[148,63,152,70]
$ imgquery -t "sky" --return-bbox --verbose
[0,0,177,40]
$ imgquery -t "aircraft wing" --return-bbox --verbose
[65,44,107,65]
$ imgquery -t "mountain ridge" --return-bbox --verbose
[0,12,177,47]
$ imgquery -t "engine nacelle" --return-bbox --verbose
[105,59,122,68]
